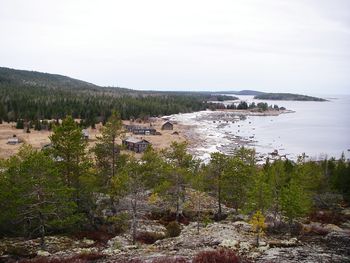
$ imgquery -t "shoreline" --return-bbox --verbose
[168,109,296,162]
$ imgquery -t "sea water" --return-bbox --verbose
[169,95,350,162]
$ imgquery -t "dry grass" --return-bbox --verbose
[0,119,186,159]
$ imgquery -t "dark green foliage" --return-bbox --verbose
[92,111,123,190]
[166,221,181,237]
[34,120,42,131]
[107,212,130,234]
[221,147,257,212]
[228,102,280,111]
[49,116,90,188]
[256,102,268,111]
[0,67,223,123]
[0,145,79,243]
[204,152,228,217]
[237,101,248,110]
[16,119,24,129]
[158,142,198,222]
[329,154,350,201]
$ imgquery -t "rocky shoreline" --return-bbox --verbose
[170,109,294,162]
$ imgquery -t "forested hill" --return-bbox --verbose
[0,67,137,95]
[254,93,327,101]
[216,90,265,96]
[0,67,234,124]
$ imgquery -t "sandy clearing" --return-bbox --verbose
[0,119,188,159]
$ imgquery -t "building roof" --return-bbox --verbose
[82,129,89,136]
[7,137,19,142]
[124,137,150,144]
[162,121,173,126]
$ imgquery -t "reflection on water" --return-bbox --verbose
[169,95,350,162]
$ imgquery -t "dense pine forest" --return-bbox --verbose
[0,67,235,125]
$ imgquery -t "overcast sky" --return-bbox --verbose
[1,0,349,94]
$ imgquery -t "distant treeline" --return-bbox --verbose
[227,101,285,111]
[254,93,326,101]
[209,101,285,111]
[0,67,237,126]
[0,83,203,123]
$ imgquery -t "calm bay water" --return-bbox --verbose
[169,95,350,161]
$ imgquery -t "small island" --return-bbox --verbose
[254,93,327,101]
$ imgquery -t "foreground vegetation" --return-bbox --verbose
[0,113,349,253]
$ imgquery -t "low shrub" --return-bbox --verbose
[166,221,181,237]
[308,210,345,225]
[202,213,214,227]
[20,252,106,263]
[5,245,34,259]
[158,212,190,226]
[107,212,130,234]
[213,213,228,222]
[152,256,188,263]
[303,224,329,236]
[74,230,113,244]
[70,252,106,262]
[147,209,171,221]
[136,231,165,244]
[192,248,251,263]
[266,221,290,234]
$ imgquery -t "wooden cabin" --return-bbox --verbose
[7,136,20,145]
[122,137,150,153]
[161,121,173,130]
[124,125,156,135]
[82,129,89,139]
[133,127,156,135]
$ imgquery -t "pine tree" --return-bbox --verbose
[206,152,228,219]
[49,116,91,215]
[111,156,146,244]
[93,111,123,189]
[160,142,197,222]
[280,177,311,231]
[0,145,78,248]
